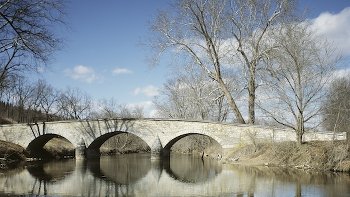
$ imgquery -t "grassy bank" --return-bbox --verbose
[225,141,350,172]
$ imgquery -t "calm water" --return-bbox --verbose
[0,154,350,197]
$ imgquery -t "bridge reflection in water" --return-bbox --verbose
[0,154,350,196]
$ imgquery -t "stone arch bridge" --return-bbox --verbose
[0,118,345,158]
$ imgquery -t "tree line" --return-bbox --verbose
[0,78,144,123]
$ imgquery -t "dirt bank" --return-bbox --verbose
[224,141,350,172]
[0,140,28,169]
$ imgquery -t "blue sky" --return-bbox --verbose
[37,0,350,116]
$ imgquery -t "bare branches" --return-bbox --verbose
[0,0,65,90]
[57,88,92,120]
[259,22,338,144]
[150,0,295,124]
[150,0,247,123]
[153,64,234,121]
[323,75,350,137]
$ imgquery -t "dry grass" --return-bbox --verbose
[226,141,350,172]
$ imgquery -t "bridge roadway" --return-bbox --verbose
[0,118,346,158]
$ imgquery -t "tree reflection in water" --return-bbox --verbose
[27,159,76,196]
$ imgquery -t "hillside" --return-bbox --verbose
[0,101,62,124]
[0,116,17,124]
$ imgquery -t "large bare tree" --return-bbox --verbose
[0,0,65,90]
[228,0,295,124]
[259,22,338,144]
[150,0,294,124]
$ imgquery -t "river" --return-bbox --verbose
[0,154,349,196]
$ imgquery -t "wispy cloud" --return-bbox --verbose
[112,67,132,75]
[64,65,98,83]
[311,7,350,56]
[133,85,159,97]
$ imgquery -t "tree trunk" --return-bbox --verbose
[217,78,245,124]
[296,115,304,145]
[248,64,256,124]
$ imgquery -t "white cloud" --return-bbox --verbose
[112,67,132,75]
[133,85,159,97]
[311,7,350,56]
[65,65,98,83]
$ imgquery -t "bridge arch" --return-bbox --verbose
[27,134,75,159]
[162,133,223,158]
[86,131,151,158]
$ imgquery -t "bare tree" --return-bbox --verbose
[0,0,65,90]
[154,64,235,121]
[94,98,144,119]
[150,0,294,124]
[33,80,60,121]
[323,75,350,141]
[259,22,338,144]
[118,104,144,119]
[57,88,92,120]
[12,78,35,122]
[228,0,295,124]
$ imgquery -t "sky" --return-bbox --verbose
[37,0,350,117]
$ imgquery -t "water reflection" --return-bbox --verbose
[225,165,350,197]
[161,154,222,183]
[88,154,151,184]
[0,154,349,196]
[27,159,75,182]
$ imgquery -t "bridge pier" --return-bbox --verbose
[75,139,87,159]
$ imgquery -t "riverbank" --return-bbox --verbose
[1,139,350,173]
[0,138,75,170]
[224,141,350,172]
[0,140,27,169]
